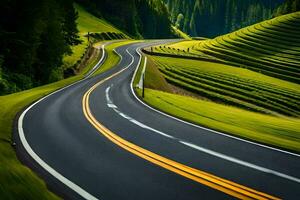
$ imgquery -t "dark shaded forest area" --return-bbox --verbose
[164,0,284,37]
[0,0,80,94]
[75,0,174,38]
[274,0,300,15]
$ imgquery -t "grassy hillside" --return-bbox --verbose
[63,4,128,71]
[195,11,300,83]
[75,4,122,34]
[150,12,300,84]
[151,56,300,117]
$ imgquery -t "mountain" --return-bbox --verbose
[164,0,284,37]
[75,0,174,39]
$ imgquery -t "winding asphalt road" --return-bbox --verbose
[16,41,300,199]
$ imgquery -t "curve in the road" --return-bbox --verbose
[82,52,280,200]
[16,41,300,200]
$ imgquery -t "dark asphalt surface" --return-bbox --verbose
[18,42,300,199]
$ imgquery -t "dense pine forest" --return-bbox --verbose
[0,0,80,94]
[274,0,300,15]
[164,0,284,37]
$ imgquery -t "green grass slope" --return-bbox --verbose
[149,12,300,84]
[140,88,300,152]
[75,4,123,34]
[195,11,300,83]
[63,4,128,70]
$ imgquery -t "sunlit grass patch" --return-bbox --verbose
[140,88,300,152]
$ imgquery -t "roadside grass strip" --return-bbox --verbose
[140,89,300,153]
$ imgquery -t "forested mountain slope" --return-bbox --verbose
[274,0,300,16]
[76,0,174,39]
[164,0,284,37]
[0,0,80,95]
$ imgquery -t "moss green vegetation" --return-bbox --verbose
[140,88,300,153]
[0,40,131,199]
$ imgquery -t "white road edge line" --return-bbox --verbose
[106,85,300,184]
[16,43,110,200]
[85,45,106,78]
[126,47,300,158]
[180,141,300,183]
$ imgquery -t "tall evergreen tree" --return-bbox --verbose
[60,0,81,46]
[0,0,81,94]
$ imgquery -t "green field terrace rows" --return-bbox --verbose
[149,12,300,84]
[195,11,300,83]
[151,57,300,118]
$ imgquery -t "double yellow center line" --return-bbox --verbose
[82,63,280,200]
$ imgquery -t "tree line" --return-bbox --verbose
[75,0,174,39]
[274,0,300,16]
[0,0,80,95]
[164,0,284,38]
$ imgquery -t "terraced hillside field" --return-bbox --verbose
[149,12,300,84]
[151,56,300,118]
[195,11,300,83]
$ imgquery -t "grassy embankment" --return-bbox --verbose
[135,12,300,152]
[0,4,133,200]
